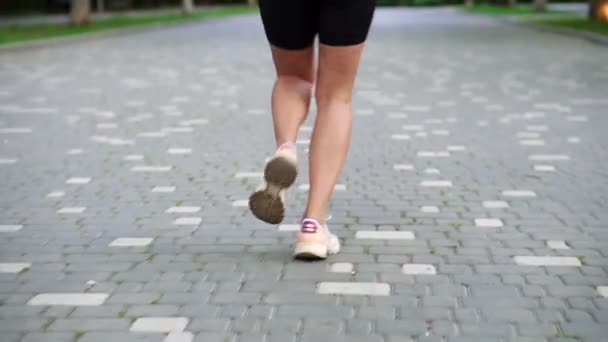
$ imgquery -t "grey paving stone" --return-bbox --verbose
[20,333,75,342]
[79,332,165,342]
[49,318,131,331]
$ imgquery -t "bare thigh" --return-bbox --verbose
[270,45,315,83]
[315,43,365,103]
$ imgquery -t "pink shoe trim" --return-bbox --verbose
[301,218,321,234]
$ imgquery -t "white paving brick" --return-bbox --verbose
[66,177,91,185]
[317,282,390,296]
[402,264,436,275]
[97,123,118,129]
[502,190,537,198]
[137,132,167,138]
[528,155,570,161]
[330,263,354,273]
[424,168,440,175]
[109,238,154,247]
[179,118,208,126]
[526,125,549,132]
[162,127,193,133]
[124,154,144,161]
[67,148,84,155]
[232,200,249,207]
[278,224,300,232]
[402,125,424,131]
[431,129,450,135]
[391,134,411,140]
[415,132,428,137]
[0,225,22,232]
[356,231,415,240]
[166,206,200,214]
[0,262,31,273]
[0,127,32,134]
[388,113,408,119]
[299,126,313,131]
[28,293,109,306]
[168,148,192,155]
[566,115,588,122]
[447,145,466,152]
[519,140,545,146]
[298,184,346,191]
[235,172,263,179]
[393,164,414,171]
[567,137,581,144]
[57,207,86,214]
[420,206,440,213]
[131,166,172,172]
[152,186,176,193]
[534,165,556,172]
[598,287,608,298]
[296,139,310,145]
[130,317,189,333]
[0,158,18,164]
[482,200,509,209]
[164,332,194,342]
[420,180,452,188]
[173,217,202,226]
[517,132,541,139]
[547,240,570,250]
[46,191,65,198]
[513,256,581,266]
[417,151,450,158]
[475,218,503,228]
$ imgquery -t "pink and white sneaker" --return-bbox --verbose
[248,143,298,224]
[294,218,341,260]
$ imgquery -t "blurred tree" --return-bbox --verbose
[465,0,474,7]
[508,0,517,7]
[182,0,194,14]
[533,0,547,12]
[97,0,104,12]
[247,0,258,6]
[71,0,91,24]
[589,0,608,20]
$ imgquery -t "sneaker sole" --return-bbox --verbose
[294,243,328,260]
[248,156,297,224]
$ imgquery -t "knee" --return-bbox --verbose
[315,87,353,108]
[276,75,314,97]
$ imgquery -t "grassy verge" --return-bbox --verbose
[464,4,564,16]
[528,17,608,36]
[0,6,256,46]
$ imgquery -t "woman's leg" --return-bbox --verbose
[268,46,315,147]
[303,43,365,222]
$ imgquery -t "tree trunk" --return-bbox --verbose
[533,0,547,12]
[508,0,517,7]
[589,0,608,21]
[247,0,258,7]
[97,0,104,13]
[182,0,194,15]
[465,0,474,7]
[71,0,91,25]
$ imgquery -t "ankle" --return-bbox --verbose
[276,141,296,151]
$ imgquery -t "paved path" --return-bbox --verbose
[1,7,607,342]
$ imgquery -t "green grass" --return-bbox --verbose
[529,17,608,36]
[0,6,256,45]
[464,4,564,16]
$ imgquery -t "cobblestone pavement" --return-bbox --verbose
[1,7,608,342]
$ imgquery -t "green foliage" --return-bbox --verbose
[0,6,255,45]
[529,17,608,35]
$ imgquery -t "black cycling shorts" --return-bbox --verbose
[259,0,375,50]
